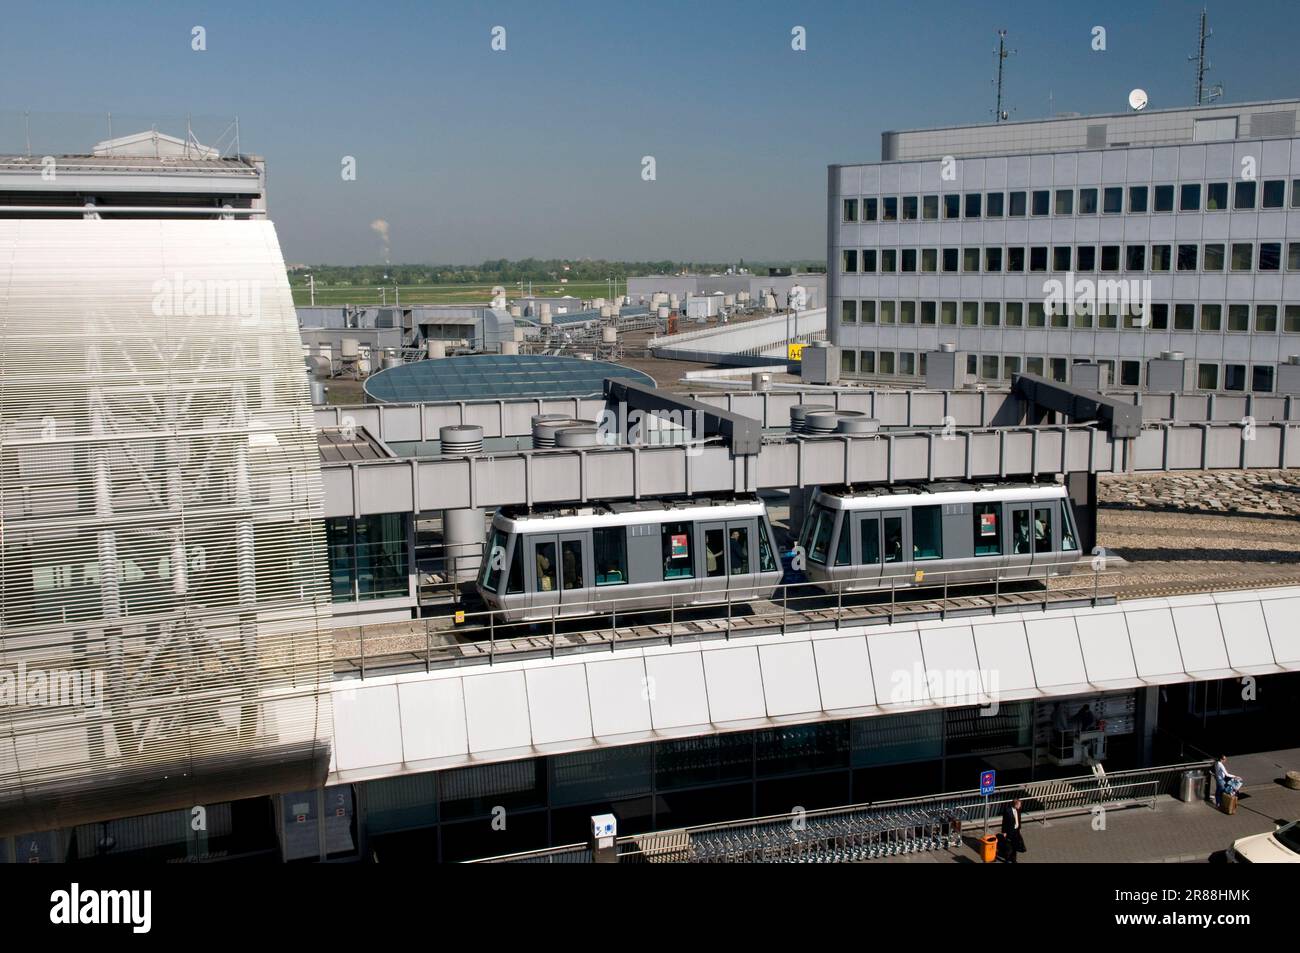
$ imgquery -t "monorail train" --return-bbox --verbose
[477,496,784,622]
[800,482,1082,592]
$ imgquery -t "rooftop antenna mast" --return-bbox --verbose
[992,29,1015,122]
[1190,7,1223,105]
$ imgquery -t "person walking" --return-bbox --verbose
[1000,797,1026,863]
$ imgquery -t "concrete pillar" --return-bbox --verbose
[787,487,807,540]
[443,507,485,583]
[1133,687,1160,767]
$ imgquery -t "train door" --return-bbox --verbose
[851,512,883,591]
[698,520,729,605]
[725,518,759,602]
[528,534,561,618]
[1030,502,1055,576]
[557,531,591,616]
[1005,504,1033,580]
[879,509,909,586]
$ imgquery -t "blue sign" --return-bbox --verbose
[980,770,996,796]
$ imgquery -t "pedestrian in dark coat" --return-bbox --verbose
[1000,798,1026,862]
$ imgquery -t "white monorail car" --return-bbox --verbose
[800,482,1082,592]
[478,496,783,622]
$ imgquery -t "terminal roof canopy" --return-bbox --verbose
[363,354,655,403]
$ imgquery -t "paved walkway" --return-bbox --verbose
[870,748,1300,864]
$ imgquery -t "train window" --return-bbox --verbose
[704,528,727,577]
[860,517,880,564]
[535,541,558,592]
[758,529,777,572]
[480,529,508,592]
[1060,504,1079,552]
[505,537,525,594]
[834,523,851,566]
[1012,510,1032,555]
[912,506,942,560]
[662,521,695,580]
[808,510,834,565]
[593,527,627,585]
[973,504,1001,556]
[883,517,903,563]
[729,526,750,574]
[1033,507,1053,553]
[561,540,584,589]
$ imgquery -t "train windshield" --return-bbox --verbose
[481,529,508,592]
[808,509,834,564]
[757,527,777,572]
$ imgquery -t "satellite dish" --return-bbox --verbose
[1128,88,1149,111]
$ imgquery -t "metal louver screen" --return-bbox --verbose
[1085,124,1107,148]
[1248,110,1297,138]
[0,219,333,835]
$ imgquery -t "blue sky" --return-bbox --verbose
[3,0,1297,264]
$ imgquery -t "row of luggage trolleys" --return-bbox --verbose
[684,806,970,863]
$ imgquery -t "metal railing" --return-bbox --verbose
[333,557,1120,678]
[470,760,1210,864]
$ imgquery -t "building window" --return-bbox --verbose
[841,249,857,273]
[1055,189,1073,215]
[841,300,858,324]
[961,302,979,326]
[1286,306,1300,333]
[922,248,938,272]
[1227,304,1250,332]
[1253,366,1275,393]
[901,248,917,272]
[1230,243,1253,271]
[1007,247,1025,271]
[985,247,1002,272]
[900,301,916,324]
[859,350,876,374]
[862,249,877,272]
[1224,364,1247,392]
[965,193,981,218]
[986,192,1004,216]
[1204,243,1225,271]
[983,302,1000,326]
[1128,186,1148,212]
[1259,243,1281,271]
[1027,302,1046,327]
[942,248,959,272]
[860,300,876,324]
[1049,358,1067,382]
[1149,244,1170,271]
[1098,306,1118,330]
[1125,245,1145,271]
[1003,355,1021,378]
[1234,181,1256,210]
[1177,244,1198,271]
[1197,363,1219,390]
[963,248,980,272]
[922,195,938,219]
[902,195,919,220]
[1289,243,1300,271]
[1053,246,1071,271]
[841,349,857,375]
[880,351,895,375]
[1179,183,1201,211]
[1148,303,1168,330]
[843,198,858,222]
[1206,182,1228,211]
[1255,305,1277,333]
[940,301,957,325]
[882,196,898,220]
[1121,360,1141,386]
[1103,187,1123,213]
[1293,179,1300,208]
[1029,246,1048,271]
[1079,188,1098,214]
[899,352,916,375]
[1031,190,1050,215]
[1005,302,1023,327]
[1026,356,1045,376]
[1009,191,1027,216]
[1077,245,1096,271]
[981,354,999,380]
[944,194,960,219]
[882,249,897,272]
[1072,307,1092,329]
[880,301,896,324]
[1200,304,1221,332]
[864,197,878,221]
[1174,304,1195,330]
[920,301,937,325]
[328,513,409,603]
[1101,245,1121,271]
[1153,184,1174,212]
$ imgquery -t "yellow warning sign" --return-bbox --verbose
[787,343,804,361]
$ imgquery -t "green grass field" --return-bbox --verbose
[290,281,620,307]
